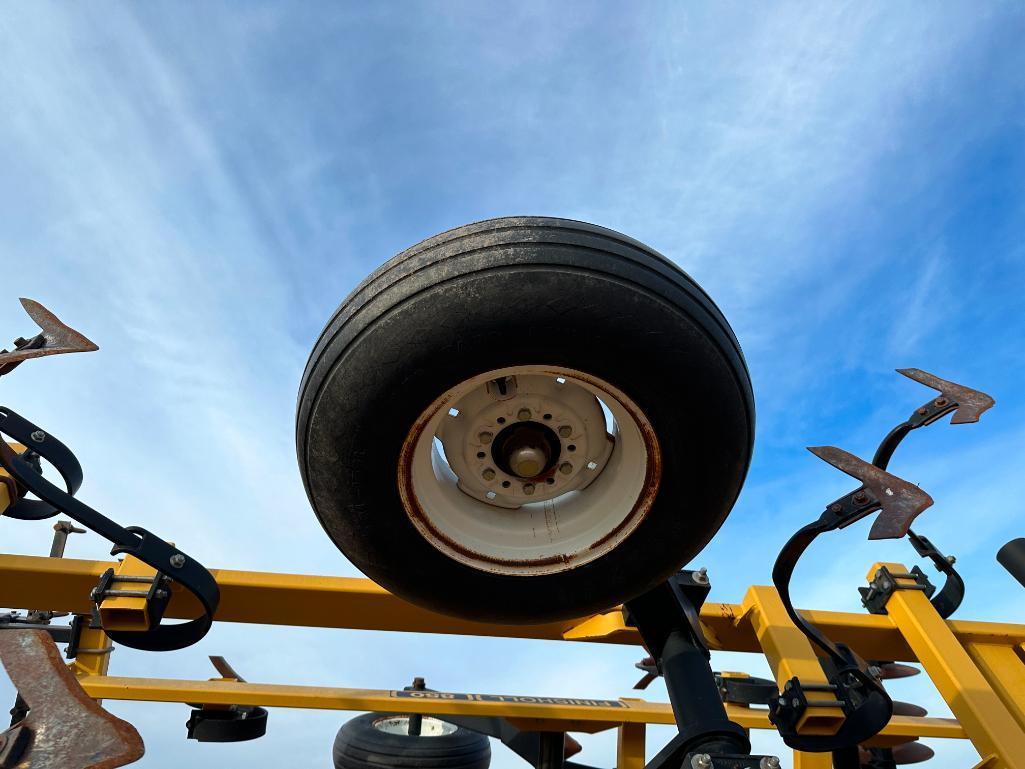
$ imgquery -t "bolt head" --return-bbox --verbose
[169,553,186,568]
[559,462,573,475]
[479,432,493,445]
[760,757,781,769]
[517,408,531,421]
[558,425,572,438]
[30,430,46,443]
[690,755,712,769]
[946,555,957,564]
[482,468,496,481]
[522,483,535,495]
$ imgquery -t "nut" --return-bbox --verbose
[558,425,572,438]
[690,756,712,769]
[522,483,535,495]
[517,408,531,421]
[479,432,493,445]
[482,468,496,481]
[559,462,573,475]
[30,430,46,443]
[760,758,781,769]
[169,553,186,569]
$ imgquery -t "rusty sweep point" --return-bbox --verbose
[0,299,98,374]
[897,368,995,424]
[807,446,934,540]
[0,630,143,769]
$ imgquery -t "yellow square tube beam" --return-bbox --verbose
[0,553,963,660]
[739,586,844,735]
[96,555,160,632]
[616,722,646,769]
[965,642,1025,733]
[75,674,965,745]
[871,562,1025,769]
[793,752,832,768]
[0,443,26,516]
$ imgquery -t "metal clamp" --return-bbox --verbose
[860,565,935,615]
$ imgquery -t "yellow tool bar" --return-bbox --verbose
[3,553,1025,661]
[76,675,964,745]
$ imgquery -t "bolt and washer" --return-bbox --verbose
[690,755,712,769]
[517,408,531,421]
[169,553,186,569]
[479,432,493,444]
[693,567,709,585]
[558,425,572,438]
[30,430,46,443]
[760,757,781,769]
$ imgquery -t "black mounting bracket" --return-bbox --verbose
[859,565,935,616]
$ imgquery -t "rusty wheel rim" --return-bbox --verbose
[398,366,661,576]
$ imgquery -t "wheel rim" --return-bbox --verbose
[372,716,458,736]
[398,366,661,576]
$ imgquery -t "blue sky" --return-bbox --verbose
[2,3,1025,767]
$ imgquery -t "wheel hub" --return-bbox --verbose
[436,373,614,508]
[492,421,560,479]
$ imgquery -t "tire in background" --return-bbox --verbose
[333,713,491,769]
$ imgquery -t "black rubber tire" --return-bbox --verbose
[297,216,754,623]
[333,713,491,769]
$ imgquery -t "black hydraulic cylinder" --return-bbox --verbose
[537,732,565,769]
[661,630,749,754]
[998,538,1025,589]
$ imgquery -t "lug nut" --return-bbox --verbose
[517,408,531,421]
[559,462,573,475]
[522,483,535,495]
[558,425,572,438]
[482,468,496,481]
[479,432,493,445]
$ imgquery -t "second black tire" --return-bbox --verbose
[333,714,491,769]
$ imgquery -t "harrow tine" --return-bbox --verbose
[808,446,934,539]
[897,368,995,425]
[0,298,98,376]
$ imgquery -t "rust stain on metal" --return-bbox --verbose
[397,368,663,574]
[807,445,934,540]
[0,629,143,769]
[0,299,98,375]
[897,368,995,424]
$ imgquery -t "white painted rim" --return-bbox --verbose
[398,366,661,576]
[372,716,458,737]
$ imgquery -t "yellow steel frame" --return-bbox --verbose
[3,550,1025,768]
